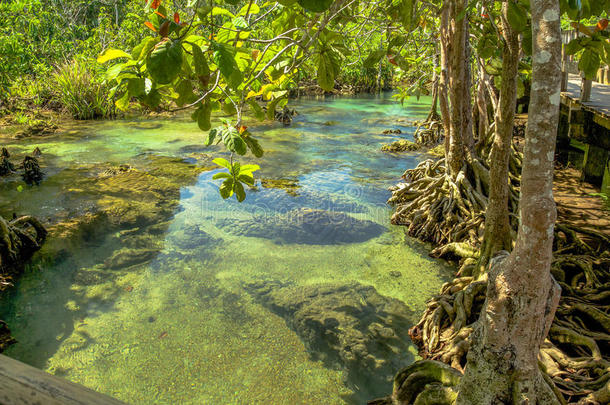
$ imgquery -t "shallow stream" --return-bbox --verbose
[0,93,453,404]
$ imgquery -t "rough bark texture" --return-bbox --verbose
[477,3,521,275]
[456,1,563,403]
[439,3,451,158]
[447,0,474,177]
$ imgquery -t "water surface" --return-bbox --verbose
[0,93,453,404]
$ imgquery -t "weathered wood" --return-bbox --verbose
[563,73,610,121]
[0,354,126,405]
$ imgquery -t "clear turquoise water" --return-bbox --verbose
[0,93,453,404]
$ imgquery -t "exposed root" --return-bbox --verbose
[407,224,609,404]
[413,120,444,147]
[368,360,461,405]
[388,157,507,250]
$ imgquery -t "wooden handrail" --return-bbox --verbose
[0,354,126,405]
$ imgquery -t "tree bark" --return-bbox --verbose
[456,0,563,403]
[446,0,474,177]
[477,2,520,276]
[439,3,451,158]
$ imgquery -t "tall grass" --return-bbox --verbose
[52,60,115,120]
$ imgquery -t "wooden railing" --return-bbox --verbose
[0,354,126,405]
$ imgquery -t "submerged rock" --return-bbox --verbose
[217,208,385,245]
[381,139,419,153]
[104,248,159,270]
[245,281,416,399]
[170,225,219,250]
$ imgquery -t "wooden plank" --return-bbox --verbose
[564,74,610,119]
[0,354,126,405]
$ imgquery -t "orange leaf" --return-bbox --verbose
[596,19,609,32]
[151,0,161,9]
[387,55,397,66]
[251,49,259,60]
[144,21,157,32]
[154,10,166,19]
[159,21,170,37]
[174,12,180,24]
[238,126,247,134]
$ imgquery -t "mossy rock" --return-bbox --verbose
[381,139,419,152]
[217,208,385,245]
[260,178,301,196]
[170,225,220,250]
[104,248,159,270]
[245,281,416,400]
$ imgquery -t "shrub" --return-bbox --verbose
[52,59,115,120]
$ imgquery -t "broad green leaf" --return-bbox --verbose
[212,172,232,179]
[175,79,194,106]
[98,49,131,64]
[211,6,235,18]
[219,178,234,199]
[198,101,212,131]
[115,91,130,111]
[212,42,243,89]
[234,181,246,202]
[205,128,218,146]
[244,134,264,157]
[238,3,260,15]
[132,37,158,61]
[127,78,146,97]
[317,48,340,91]
[146,38,183,84]
[579,49,600,80]
[477,35,496,59]
[522,28,533,56]
[213,157,231,169]
[297,0,333,12]
[240,164,260,174]
[221,127,248,155]
[238,173,254,185]
[507,1,528,33]
[565,39,582,56]
[106,63,125,81]
[363,50,386,68]
[192,43,210,82]
[248,99,266,121]
[400,0,414,31]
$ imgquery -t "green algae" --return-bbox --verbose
[1,93,454,404]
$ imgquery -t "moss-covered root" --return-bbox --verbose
[0,215,47,283]
[368,360,461,405]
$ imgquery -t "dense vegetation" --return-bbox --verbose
[1,0,609,404]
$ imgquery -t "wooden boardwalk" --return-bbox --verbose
[563,73,610,122]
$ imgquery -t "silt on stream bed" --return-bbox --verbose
[0,93,454,404]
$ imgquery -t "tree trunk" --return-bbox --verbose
[439,3,451,158]
[446,0,474,177]
[477,3,520,276]
[456,0,563,403]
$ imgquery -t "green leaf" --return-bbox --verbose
[565,38,583,55]
[363,50,386,68]
[213,157,231,169]
[477,35,496,59]
[244,134,264,157]
[234,181,246,202]
[205,128,218,146]
[221,127,248,155]
[317,48,340,91]
[192,44,210,81]
[116,91,130,111]
[219,178,234,199]
[238,3,260,15]
[237,173,254,185]
[400,0,414,31]
[127,78,146,97]
[507,1,528,33]
[579,49,600,80]
[198,101,212,131]
[212,42,243,89]
[248,99,265,121]
[146,39,183,84]
[239,164,260,174]
[297,0,333,12]
[106,63,125,81]
[231,161,241,176]
[212,172,232,179]
[132,37,158,61]
[176,79,194,107]
[98,49,131,64]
